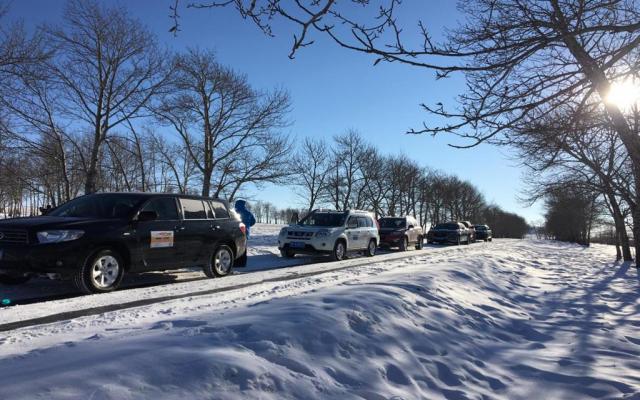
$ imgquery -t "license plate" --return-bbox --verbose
[290,241,305,248]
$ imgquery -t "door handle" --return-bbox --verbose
[211,225,221,230]
[174,226,185,231]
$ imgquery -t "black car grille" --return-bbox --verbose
[0,229,29,244]
[434,231,448,238]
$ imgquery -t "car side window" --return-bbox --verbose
[357,217,369,228]
[210,201,230,219]
[181,199,207,220]
[204,201,215,219]
[347,216,358,228]
[141,198,179,221]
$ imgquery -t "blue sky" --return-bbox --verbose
[7,0,543,223]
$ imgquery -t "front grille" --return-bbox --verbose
[0,229,29,244]
[287,231,314,240]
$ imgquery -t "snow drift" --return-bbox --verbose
[0,228,638,399]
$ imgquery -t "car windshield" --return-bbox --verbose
[435,223,459,230]
[379,218,405,229]
[299,212,347,227]
[48,194,147,219]
[475,225,487,231]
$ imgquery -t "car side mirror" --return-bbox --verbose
[137,210,158,222]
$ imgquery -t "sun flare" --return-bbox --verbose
[606,78,640,109]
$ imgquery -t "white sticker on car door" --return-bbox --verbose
[150,231,174,248]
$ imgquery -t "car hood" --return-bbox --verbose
[0,216,118,230]
[287,225,341,232]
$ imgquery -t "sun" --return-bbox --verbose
[606,78,640,110]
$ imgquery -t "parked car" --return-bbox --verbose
[461,221,476,242]
[426,222,471,245]
[0,193,247,293]
[474,224,493,242]
[378,216,424,251]
[278,209,379,261]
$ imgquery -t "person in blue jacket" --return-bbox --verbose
[234,199,256,237]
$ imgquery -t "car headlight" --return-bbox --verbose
[315,229,330,238]
[37,230,84,244]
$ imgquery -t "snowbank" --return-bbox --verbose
[0,237,638,399]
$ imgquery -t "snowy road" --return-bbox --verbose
[0,225,638,399]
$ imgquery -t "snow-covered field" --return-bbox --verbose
[0,225,639,399]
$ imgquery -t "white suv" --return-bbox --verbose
[278,209,379,261]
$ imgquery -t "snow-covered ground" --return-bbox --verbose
[0,225,639,399]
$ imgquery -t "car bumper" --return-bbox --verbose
[278,236,336,254]
[429,236,459,244]
[0,241,90,275]
[379,236,404,246]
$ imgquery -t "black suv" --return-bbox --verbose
[474,224,493,242]
[426,222,471,245]
[0,193,247,293]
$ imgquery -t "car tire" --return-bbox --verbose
[415,236,423,250]
[0,273,31,285]
[457,236,461,246]
[280,248,295,258]
[465,235,470,245]
[331,240,346,261]
[489,238,493,242]
[400,237,408,251]
[204,245,234,278]
[74,249,125,294]
[366,239,376,257]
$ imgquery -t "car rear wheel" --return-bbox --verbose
[0,273,30,285]
[366,239,376,257]
[74,249,125,294]
[400,237,408,251]
[332,240,346,261]
[415,236,423,250]
[280,248,295,258]
[204,245,234,278]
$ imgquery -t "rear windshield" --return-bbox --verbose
[49,194,147,219]
[299,212,347,227]
[379,218,405,229]
[435,223,459,230]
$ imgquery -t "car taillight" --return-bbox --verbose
[239,223,246,235]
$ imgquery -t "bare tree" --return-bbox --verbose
[293,137,331,213]
[154,49,291,199]
[49,0,170,194]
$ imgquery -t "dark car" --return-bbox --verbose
[0,193,247,294]
[426,222,471,245]
[474,224,493,242]
[378,216,424,251]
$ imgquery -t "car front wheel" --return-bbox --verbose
[415,236,423,250]
[332,240,346,261]
[280,248,295,258]
[74,249,125,294]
